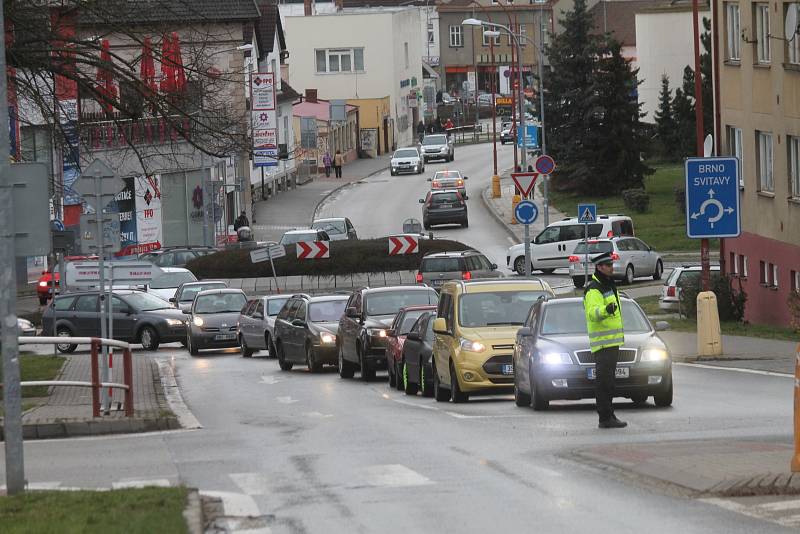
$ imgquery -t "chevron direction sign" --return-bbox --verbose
[388,235,419,255]
[297,240,330,259]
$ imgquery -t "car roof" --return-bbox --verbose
[181,280,225,287]
[308,295,349,303]
[361,285,437,295]
[433,170,462,176]
[449,279,553,294]
[423,250,477,258]
[429,189,461,194]
[263,294,291,300]
[313,217,346,223]
[158,267,192,273]
[283,229,318,235]
[552,215,631,225]
[195,288,246,297]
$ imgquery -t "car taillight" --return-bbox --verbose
[607,231,614,237]
[568,255,579,263]
[455,191,464,202]
[456,179,464,186]
[416,272,423,283]
[611,252,620,260]
[667,286,676,297]
[462,271,472,280]
[432,181,440,188]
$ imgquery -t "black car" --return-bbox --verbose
[273,294,349,372]
[399,312,436,397]
[338,286,439,381]
[139,246,215,267]
[419,190,468,229]
[42,290,188,353]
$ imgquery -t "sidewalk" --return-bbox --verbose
[251,154,390,243]
[1,352,178,440]
[661,332,798,374]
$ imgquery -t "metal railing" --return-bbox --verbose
[15,337,134,417]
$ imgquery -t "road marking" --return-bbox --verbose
[361,464,432,488]
[390,397,440,411]
[112,479,171,489]
[230,473,270,496]
[260,375,284,385]
[675,362,793,378]
[507,236,516,245]
[444,411,527,419]
[201,490,261,517]
[701,497,800,527]
[276,396,299,404]
[755,499,800,512]
[301,411,334,418]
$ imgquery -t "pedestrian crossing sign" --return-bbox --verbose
[578,203,597,224]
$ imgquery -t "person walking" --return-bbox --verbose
[417,121,425,143]
[583,252,627,429]
[444,118,454,131]
[322,151,332,178]
[233,210,250,231]
[333,150,344,179]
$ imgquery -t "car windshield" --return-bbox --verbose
[431,192,460,204]
[267,297,290,316]
[365,290,438,316]
[434,171,461,180]
[394,149,418,158]
[309,299,348,322]
[312,220,346,234]
[423,135,447,145]
[458,291,548,327]
[150,272,197,289]
[194,293,248,314]
[280,232,314,245]
[421,257,461,272]
[398,309,429,335]
[540,301,651,335]
[573,241,614,254]
[179,283,227,302]
[124,292,173,311]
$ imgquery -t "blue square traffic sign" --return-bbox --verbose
[685,157,740,238]
[578,203,597,223]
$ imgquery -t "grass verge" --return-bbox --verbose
[0,487,189,534]
[19,354,65,398]
[548,164,718,252]
[633,295,662,316]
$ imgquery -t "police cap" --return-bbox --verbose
[592,252,614,265]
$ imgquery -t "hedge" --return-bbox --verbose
[186,238,471,279]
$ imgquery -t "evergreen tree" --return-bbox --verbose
[673,66,698,157]
[653,74,677,159]
[700,17,714,139]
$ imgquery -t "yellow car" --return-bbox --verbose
[431,279,555,403]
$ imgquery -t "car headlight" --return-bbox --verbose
[166,318,184,327]
[17,318,34,329]
[367,328,387,338]
[192,316,204,327]
[320,333,336,344]
[641,348,668,362]
[38,281,48,287]
[541,352,571,365]
[459,338,485,352]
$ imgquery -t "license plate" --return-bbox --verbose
[587,367,629,380]
[432,279,445,286]
[438,203,453,209]
[215,334,236,341]
[501,364,514,375]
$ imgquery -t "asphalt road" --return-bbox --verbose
[3,344,794,533]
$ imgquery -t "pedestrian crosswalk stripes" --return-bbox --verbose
[701,497,800,528]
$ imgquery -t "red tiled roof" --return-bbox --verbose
[588,0,669,46]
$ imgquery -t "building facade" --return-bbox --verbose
[717,0,800,326]
[293,90,360,172]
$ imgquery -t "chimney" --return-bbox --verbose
[304,0,312,16]
[305,89,318,103]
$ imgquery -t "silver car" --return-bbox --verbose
[171,280,228,312]
[568,237,663,288]
[311,217,358,241]
[185,289,248,355]
[513,297,673,410]
[417,250,501,288]
[389,147,424,175]
[420,134,454,163]
[237,295,291,357]
[428,170,468,199]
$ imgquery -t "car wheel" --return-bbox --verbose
[277,342,293,371]
[654,379,673,407]
[38,295,48,305]
[306,344,322,373]
[540,268,555,275]
[403,361,419,395]
[56,326,77,354]
[572,277,586,289]
[514,375,531,407]
[423,220,431,230]
[139,326,160,352]
[514,257,527,276]
[390,169,396,176]
[359,347,375,382]
[420,363,433,397]
[240,335,254,358]
[631,393,648,405]
[388,360,397,388]
[461,218,469,228]
[531,374,549,411]
[266,333,276,358]
[433,361,450,402]
[625,265,635,285]
[338,344,355,379]
[395,362,404,391]
[653,260,663,281]
[187,334,199,356]
[450,362,468,403]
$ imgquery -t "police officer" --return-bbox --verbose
[583,252,627,429]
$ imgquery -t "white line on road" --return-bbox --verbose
[230,473,270,496]
[444,411,527,419]
[260,375,285,385]
[276,396,299,404]
[201,490,262,517]
[755,499,800,512]
[361,464,432,488]
[390,397,440,411]
[675,362,793,378]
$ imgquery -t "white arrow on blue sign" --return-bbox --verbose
[515,200,539,225]
[685,157,740,238]
[578,203,597,223]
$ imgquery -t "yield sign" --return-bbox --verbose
[297,240,330,259]
[511,172,538,198]
[388,235,419,255]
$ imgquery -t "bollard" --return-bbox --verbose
[696,291,722,358]
[511,194,521,224]
[90,339,100,418]
[123,348,134,417]
[492,175,501,198]
[793,343,800,472]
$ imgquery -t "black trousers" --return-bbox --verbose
[594,346,620,422]
[334,165,342,178]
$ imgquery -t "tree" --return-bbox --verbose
[672,17,714,157]
[672,67,698,157]
[653,74,677,160]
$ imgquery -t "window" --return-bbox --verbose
[792,270,800,291]
[760,260,767,284]
[315,48,365,74]
[790,136,800,198]
[740,254,749,277]
[788,4,800,63]
[482,25,500,46]
[729,252,737,275]
[75,295,98,312]
[756,3,771,63]
[509,23,527,46]
[428,23,435,44]
[404,42,409,68]
[757,131,774,192]
[726,125,744,187]
[726,3,741,60]
[772,264,779,287]
[449,25,463,47]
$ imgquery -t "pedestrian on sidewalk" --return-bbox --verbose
[322,151,332,178]
[417,121,425,143]
[583,252,627,429]
[334,150,343,178]
[234,210,249,231]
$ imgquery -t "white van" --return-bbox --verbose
[506,215,634,275]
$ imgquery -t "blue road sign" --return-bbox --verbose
[517,124,539,149]
[534,155,556,175]
[578,203,597,224]
[52,219,65,231]
[515,200,539,225]
[685,157,740,238]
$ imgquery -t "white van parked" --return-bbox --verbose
[506,215,634,275]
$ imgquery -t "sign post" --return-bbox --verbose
[511,172,539,277]
[578,203,597,288]
[250,244,285,293]
[514,200,539,277]
[534,155,556,227]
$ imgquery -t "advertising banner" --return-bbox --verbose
[251,72,277,168]
[134,175,163,252]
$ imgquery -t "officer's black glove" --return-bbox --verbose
[605,302,617,315]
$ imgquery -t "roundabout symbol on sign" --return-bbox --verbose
[515,200,539,225]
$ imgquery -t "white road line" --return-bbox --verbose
[444,411,526,419]
[755,499,800,512]
[361,464,432,488]
[260,375,284,385]
[276,396,299,404]
[201,490,261,517]
[390,397,440,411]
[301,411,334,418]
[675,362,793,378]
[112,479,171,489]
[230,473,270,496]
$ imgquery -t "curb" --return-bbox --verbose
[312,164,388,221]
[157,360,202,430]
[183,489,204,534]
[0,415,181,441]
[480,182,521,245]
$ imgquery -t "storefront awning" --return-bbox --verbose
[422,61,439,79]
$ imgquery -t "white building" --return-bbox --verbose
[286,7,424,149]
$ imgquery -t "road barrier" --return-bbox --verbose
[15,336,134,417]
[793,343,800,472]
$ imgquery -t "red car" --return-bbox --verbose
[385,305,437,390]
[36,255,98,305]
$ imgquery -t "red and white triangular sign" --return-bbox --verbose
[511,172,538,198]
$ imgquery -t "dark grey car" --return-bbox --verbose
[513,297,673,410]
[185,289,248,355]
[417,250,501,288]
[419,190,468,229]
[42,290,188,353]
[172,280,229,312]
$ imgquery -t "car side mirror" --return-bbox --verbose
[517,327,533,337]
[169,297,176,303]
[386,329,396,338]
[292,319,306,327]
[432,317,449,335]
[426,177,432,181]
[406,332,421,341]
[463,176,469,180]
[346,306,359,318]
[655,321,671,332]
[182,309,191,315]
[253,312,264,320]
[490,263,498,270]
[418,199,425,204]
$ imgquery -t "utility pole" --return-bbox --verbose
[691,0,709,291]
[538,8,549,227]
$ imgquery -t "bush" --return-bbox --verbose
[674,187,686,214]
[788,290,800,333]
[186,238,472,279]
[621,188,650,213]
[678,273,747,321]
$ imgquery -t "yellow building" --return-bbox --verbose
[346,97,393,158]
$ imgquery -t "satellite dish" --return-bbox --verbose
[703,134,714,157]
[786,4,798,41]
